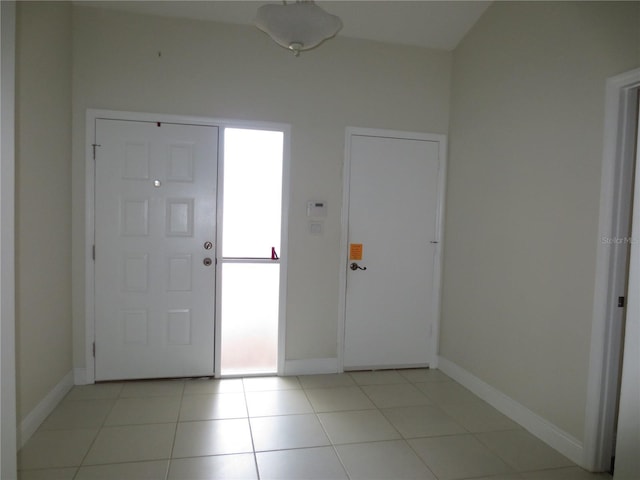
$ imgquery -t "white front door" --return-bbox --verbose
[94,119,218,381]
[343,131,444,369]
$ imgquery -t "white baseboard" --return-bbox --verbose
[18,370,74,449]
[438,356,584,467]
[283,357,339,376]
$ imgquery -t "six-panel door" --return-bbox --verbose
[94,119,218,380]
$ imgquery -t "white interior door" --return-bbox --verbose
[344,132,443,369]
[94,119,218,381]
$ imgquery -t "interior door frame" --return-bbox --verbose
[337,127,447,372]
[584,68,640,472]
[214,126,291,378]
[84,109,290,384]
[0,2,17,477]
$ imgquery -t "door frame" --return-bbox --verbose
[337,127,447,372]
[0,2,17,478]
[584,68,640,471]
[214,127,290,377]
[84,109,290,383]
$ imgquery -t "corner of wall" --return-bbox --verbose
[18,371,73,449]
[438,356,584,467]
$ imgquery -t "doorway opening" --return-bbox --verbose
[338,128,446,371]
[585,69,640,473]
[85,111,290,385]
[219,128,284,376]
[607,90,638,475]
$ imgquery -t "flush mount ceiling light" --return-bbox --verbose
[255,1,343,56]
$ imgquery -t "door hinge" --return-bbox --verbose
[92,342,95,357]
[92,245,95,261]
[92,143,101,160]
[618,296,625,308]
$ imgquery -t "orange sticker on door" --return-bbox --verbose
[349,243,363,260]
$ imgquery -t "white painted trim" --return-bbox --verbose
[214,125,291,378]
[438,356,584,466]
[344,362,430,371]
[336,132,352,373]
[86,109,291,381]
[88,109,290,132]
[0,3,16,478]
[431,135,448,368]
[84,113,96,384]
[345,127,444,142]
[18,371,73,449]
[214,128,224,378]
[277,126,292,376]
[283,357,339,376]
[584,67,640,472]
[338,127,447,371]
[613,98,640,480]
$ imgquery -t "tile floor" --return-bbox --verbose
[18,369,612,480]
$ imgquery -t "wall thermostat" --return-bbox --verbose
[307,201,327,217]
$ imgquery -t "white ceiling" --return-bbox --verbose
[80,1,492,51]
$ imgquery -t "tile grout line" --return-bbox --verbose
[164,380,186,480]
[407,372,522,480]
[241,377,262,480]
[306,370,440,480]
[21,372,607,480]
[69,382,125,479]
[302,372,355,480]
[368,370,443,480]
[77,380,183,477]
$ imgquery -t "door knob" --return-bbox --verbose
[204,241,213,250]
[203,257,213,266]
[350,262,367,271]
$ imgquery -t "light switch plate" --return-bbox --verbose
[310,221,323,235]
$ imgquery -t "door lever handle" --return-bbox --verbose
[350,262,367,271]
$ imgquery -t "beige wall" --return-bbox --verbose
[16,2,72,421]
[70,6,452,369]
[442,1,640,442]
[14,2,640,468]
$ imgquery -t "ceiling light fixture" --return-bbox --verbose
[255,1,343,57]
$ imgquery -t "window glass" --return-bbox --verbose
[222,128,283,258]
